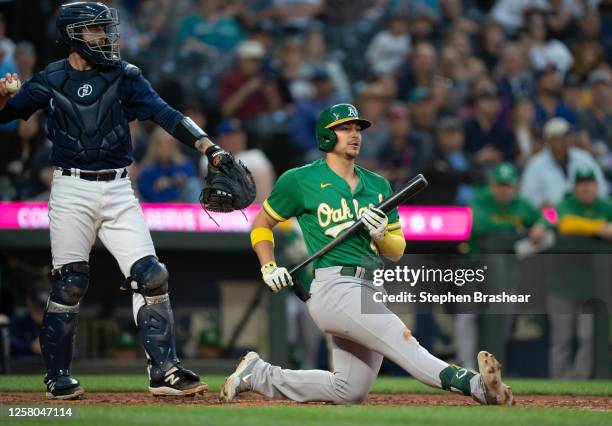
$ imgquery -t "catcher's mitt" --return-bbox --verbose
[200,152,256,213]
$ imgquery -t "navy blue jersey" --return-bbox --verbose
[0,59,184,170]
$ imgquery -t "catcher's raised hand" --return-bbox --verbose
[200,145,256,213]
[260,261,293,293]
[361,206,388,242]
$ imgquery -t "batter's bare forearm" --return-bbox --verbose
[195,137,214,154]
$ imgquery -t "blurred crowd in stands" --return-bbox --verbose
[0,0,611,212]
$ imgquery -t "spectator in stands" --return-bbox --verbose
[557,167,612,239]
[421,116,480,205]
[578,69,612,156]
[377,104,433,191]
[365,15,411,78]
[561,72,585,114]
[520,118,608,208]
[471,162,548,243]
[10,288,48,358]
[571,39,604,85]
[512,98,541,167]
[548,167,610,380]
[458,162,548,369]
[11,111,48,200]
[491,0,547,35]
[220,40,282,121]
[524,9,574,76]
[533,64,577,127]
[408,87,437,140]
[301,28,351,101]
[14,42,36,81]
[545,0,575,42]
[397,42,437,102]
[176,0,245,57]
[439,0,478,36]
[274,37,311,105]
[137,127,200,203]
[478,20,506,72]
[464,82,514,165]
[0,15,15,60]
[408,8,436,44]
[0,41,17,137]
[357,80,394,168]
[290,70,341,161]
[495,43,535,104]
[202,118,275,204]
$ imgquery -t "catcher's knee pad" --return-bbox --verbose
[48,262,90,313]
[126,256,169,297]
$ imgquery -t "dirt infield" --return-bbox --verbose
[1,392,611,410]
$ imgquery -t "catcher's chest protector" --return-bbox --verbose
[43,59,130,164]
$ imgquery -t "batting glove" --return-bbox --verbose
[261,261,293,293]
[362,206,388,243]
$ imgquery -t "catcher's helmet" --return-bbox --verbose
[57,2,120,66]
[316,103,371,152]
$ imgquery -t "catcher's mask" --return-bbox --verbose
[57,2,120,66]
[316,103,371,152]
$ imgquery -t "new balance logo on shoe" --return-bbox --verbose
[164,374,179,386]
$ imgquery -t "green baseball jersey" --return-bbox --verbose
[263,159,401,270]
[470,186,544,237]
[556,193,612,222]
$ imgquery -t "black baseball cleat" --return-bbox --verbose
[44,374,84,400]
[149,364,208,396]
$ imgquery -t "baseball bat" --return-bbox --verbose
[290,174,428,302]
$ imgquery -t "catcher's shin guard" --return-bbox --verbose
[136,294,180,381]
[40,262,89,383]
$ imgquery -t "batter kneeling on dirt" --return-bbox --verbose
[220,103,514,406]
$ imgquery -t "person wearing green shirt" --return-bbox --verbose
[547,167,608,379]
[219,103,513,406]
[471,162,548,245]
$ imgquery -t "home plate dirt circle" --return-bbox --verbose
[1,392,611,410]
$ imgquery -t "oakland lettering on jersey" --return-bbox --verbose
[317,196,383,233]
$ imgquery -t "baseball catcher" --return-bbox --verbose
[0,2,253,399]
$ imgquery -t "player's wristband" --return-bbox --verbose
[251,227,275,248]
[172,116,207,148]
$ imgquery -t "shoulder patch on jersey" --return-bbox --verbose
[122,61,142,79]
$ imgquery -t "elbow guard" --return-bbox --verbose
[172,116,208,148]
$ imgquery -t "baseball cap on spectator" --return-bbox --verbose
[493,162,518,185]
[408,86,431,103]
[436,115,463,133]
[237,40,266,59]
[543,117,570,139]
[588,69,612,86]
[574,167,596,183]
[217,119,243,136]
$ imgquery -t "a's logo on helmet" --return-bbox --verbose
[347,105,358,117]
[77,84,93,98]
